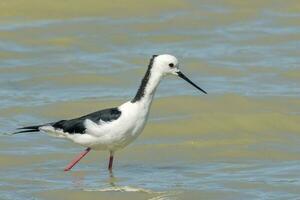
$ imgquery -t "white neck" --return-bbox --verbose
[140,70,162,107]
[131,67,163,110]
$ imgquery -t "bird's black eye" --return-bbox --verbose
[169,63,174,67]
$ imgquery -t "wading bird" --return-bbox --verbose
[14,54,207,172]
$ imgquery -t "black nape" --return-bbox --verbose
[131,55,158,103]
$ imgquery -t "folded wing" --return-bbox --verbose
[14,107,121,135]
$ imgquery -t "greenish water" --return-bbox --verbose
[1,0,300,199]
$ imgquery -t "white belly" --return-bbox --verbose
[65,101,150,151]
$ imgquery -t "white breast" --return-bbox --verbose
[68,101,150,151]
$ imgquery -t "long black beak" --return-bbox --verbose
[177,71,207,94]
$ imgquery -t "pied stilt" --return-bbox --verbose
[14,54,207,172]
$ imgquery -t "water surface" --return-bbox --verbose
[1,0,300,199]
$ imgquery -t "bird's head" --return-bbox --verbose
[151,54,207,94]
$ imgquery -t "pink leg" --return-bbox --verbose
[108,151,114,172]
[64,147,91,171]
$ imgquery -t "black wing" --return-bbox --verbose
[14,107,121,135]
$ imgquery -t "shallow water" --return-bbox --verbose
[1,0,300,199]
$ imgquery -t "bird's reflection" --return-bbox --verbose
[70,171,86,188]
[69,169,119,188]
[108,171,117,187]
